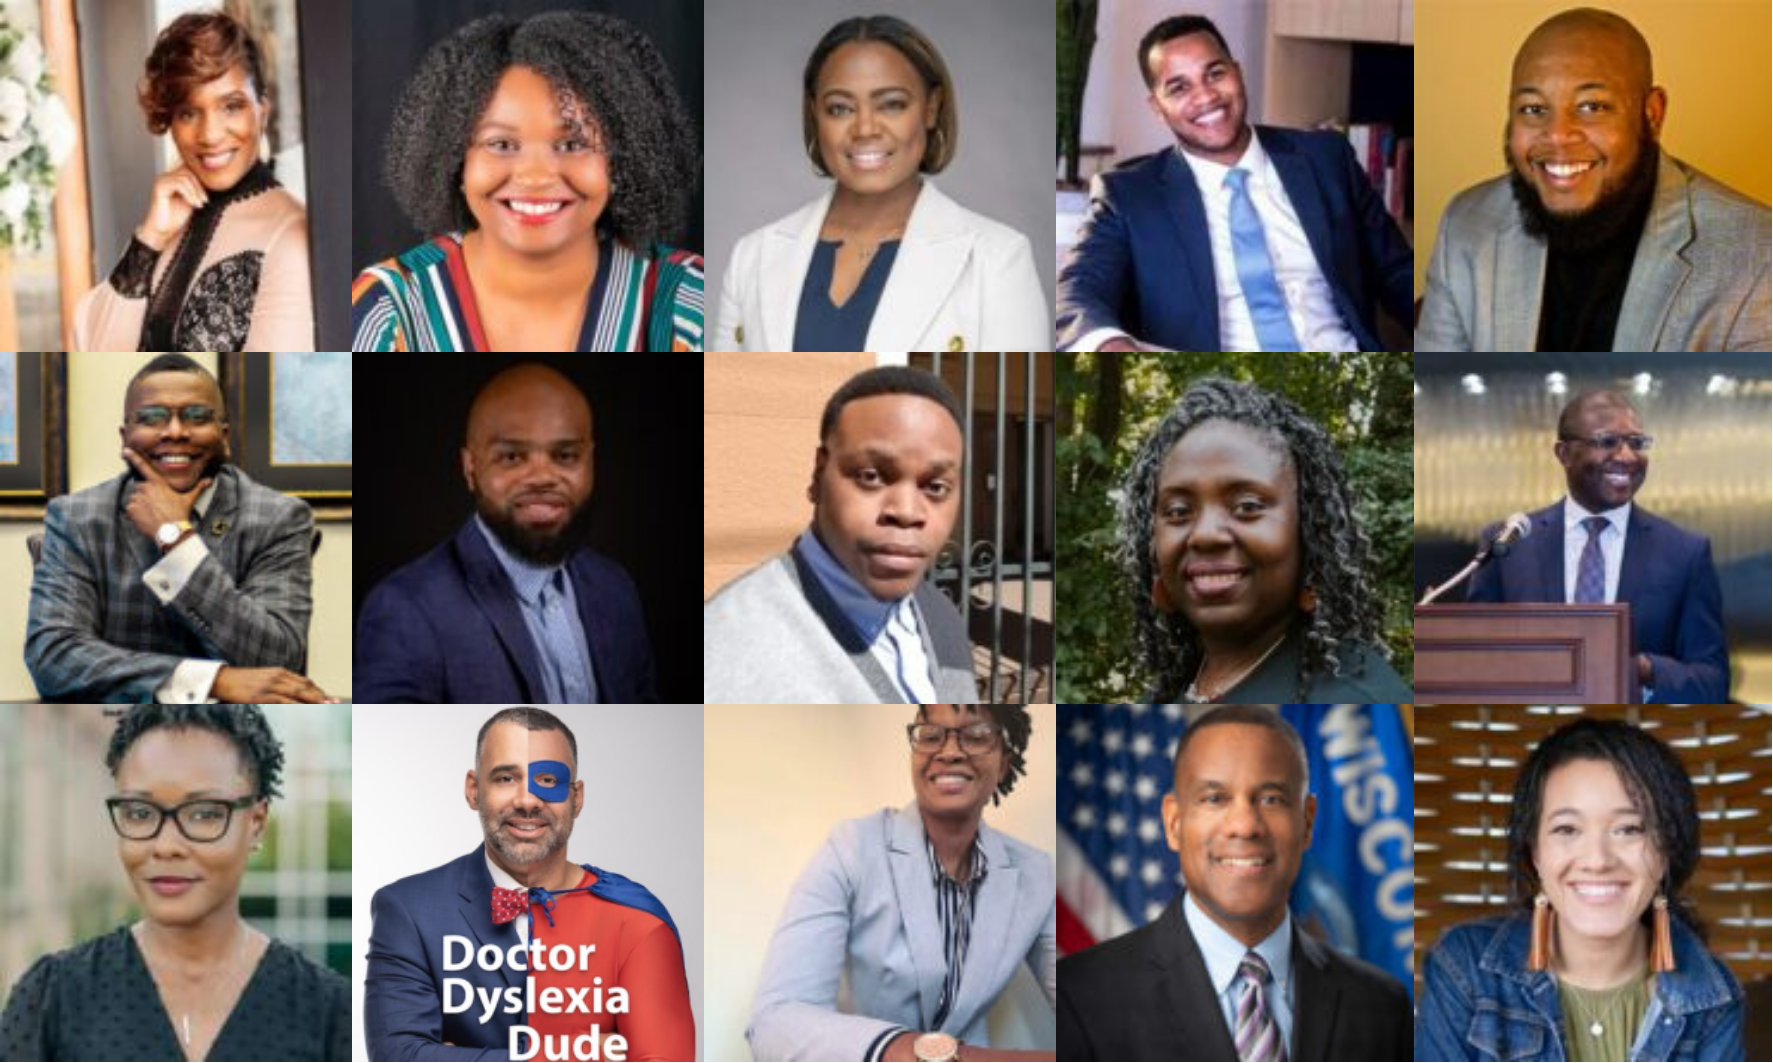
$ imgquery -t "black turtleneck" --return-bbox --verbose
[1534,172,1656,353]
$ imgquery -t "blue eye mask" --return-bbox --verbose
[529,760,573,803]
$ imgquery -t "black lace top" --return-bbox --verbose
[109,161,281,352]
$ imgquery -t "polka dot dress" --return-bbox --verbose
[0,926,349,1061]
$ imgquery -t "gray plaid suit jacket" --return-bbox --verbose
[24,464,314,702]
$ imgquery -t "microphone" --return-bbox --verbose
[1481,512,1533,561]
[1419,512,1533,605]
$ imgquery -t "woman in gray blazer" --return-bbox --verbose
[748,704,1057,1062]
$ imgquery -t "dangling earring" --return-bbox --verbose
[1297,584,1318,613]
[1650,894,1675,972]
[1528,892,1553,971]
[1151,576,1175,614]
[259,130,271,163]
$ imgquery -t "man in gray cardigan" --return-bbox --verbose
[704,367,979,704]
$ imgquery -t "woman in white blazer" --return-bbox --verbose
[715,14,1049,353]
[747,705,1058,1062]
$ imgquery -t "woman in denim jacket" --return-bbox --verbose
[1417,718,1744,1062]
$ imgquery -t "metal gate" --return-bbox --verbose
[914,354,1056,704]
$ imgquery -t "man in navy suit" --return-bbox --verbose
[1056,14,1412,353]
[355,364,656,703]
[364,708,690,1061]
[1467,389,1729,702]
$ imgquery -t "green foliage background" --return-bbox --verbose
[1057,353,1415,702]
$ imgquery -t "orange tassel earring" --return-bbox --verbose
[1650,895,1675,973]
[1528,892,1553,971]
[1297,585,1318,613]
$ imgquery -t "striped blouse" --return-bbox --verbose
[350,233,704,351]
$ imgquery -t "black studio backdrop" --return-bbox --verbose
[352,356,699,704]
[350,0,705,273]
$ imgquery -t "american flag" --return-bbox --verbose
[1057,704,1415,994]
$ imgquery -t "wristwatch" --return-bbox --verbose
[912,1032,959,1062]
[156,520,194,549]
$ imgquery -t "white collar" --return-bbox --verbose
[1176,129,1270,192]
[1563,496,1632,535]
[484,849,522,892]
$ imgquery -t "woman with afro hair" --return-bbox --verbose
[352,11,703,351]
[1117,377,1410,702]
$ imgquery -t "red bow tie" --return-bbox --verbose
[492,886,529,925]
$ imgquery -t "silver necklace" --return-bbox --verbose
[1184,631,1289,703]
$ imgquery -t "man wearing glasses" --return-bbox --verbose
[749,704,1056,1062]
[25,353,329,703]
[1466,389,1729,702]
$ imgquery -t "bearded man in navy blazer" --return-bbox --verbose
[354,363,656,703]
[1056,15,1413,354]
[1467,389,1729,703]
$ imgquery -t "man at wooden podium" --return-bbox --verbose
[1466,389,1729,702]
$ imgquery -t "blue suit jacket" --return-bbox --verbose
[1466,502,1729,703]
[365,848,524,1061]
[1056,126,1413,351]
[354,520,657,703]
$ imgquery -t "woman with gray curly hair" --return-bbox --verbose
[1116,377,1409,703]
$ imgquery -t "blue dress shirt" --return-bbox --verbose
[794,528,937,702]
[475,515,598,703]
[1184,891,1296,1055]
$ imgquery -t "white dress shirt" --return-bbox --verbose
[1562,497,1631,604]
[1177,137,1361,353]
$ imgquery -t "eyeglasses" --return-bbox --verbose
[131,404,219,428]
[106,795,257,842]
[1559,432,1653,454]
[907,722,1000,755]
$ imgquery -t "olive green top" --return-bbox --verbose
[1558,973,1652,1063]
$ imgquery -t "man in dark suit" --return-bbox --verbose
[1467,389,1729,702]
[1059,706,1411,1062]
[1056,14,1412,354]
[355,364,656,703]
[25,354,328,704]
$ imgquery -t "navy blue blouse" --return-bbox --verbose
[793,239,900,351]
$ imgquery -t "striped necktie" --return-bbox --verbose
[1234,950,1286,1062]
[1574,516,1610,603]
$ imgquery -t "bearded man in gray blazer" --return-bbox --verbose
[1417,8,1769,353]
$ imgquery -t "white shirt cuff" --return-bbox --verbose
[1070,326,1131,353]
[142,534,209,603]
[155,659,224,703]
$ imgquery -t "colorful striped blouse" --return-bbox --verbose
[350,233,703,351]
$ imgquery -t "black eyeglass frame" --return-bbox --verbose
[129,404,221,428]
[906,722,1001,755]
[105,795,259,842]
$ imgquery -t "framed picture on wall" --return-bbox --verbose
[220,352,352,509]
[0,353,69,514]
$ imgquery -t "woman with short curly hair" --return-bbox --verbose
[1116,376,1409,702]
[0,706,349,1061]
[352,11,703,351]
[75,10,312,352]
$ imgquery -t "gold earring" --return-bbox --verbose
[1528,892,1553,971]
[1650,894,1675,972]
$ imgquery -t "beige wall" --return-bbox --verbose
[0,353,352,700]
[703,353,876,599]
[702,704,1058,1062]
[1415,0,1772,295]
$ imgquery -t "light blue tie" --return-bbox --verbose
[1224,167,1301,352]
[538,571,596,703]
